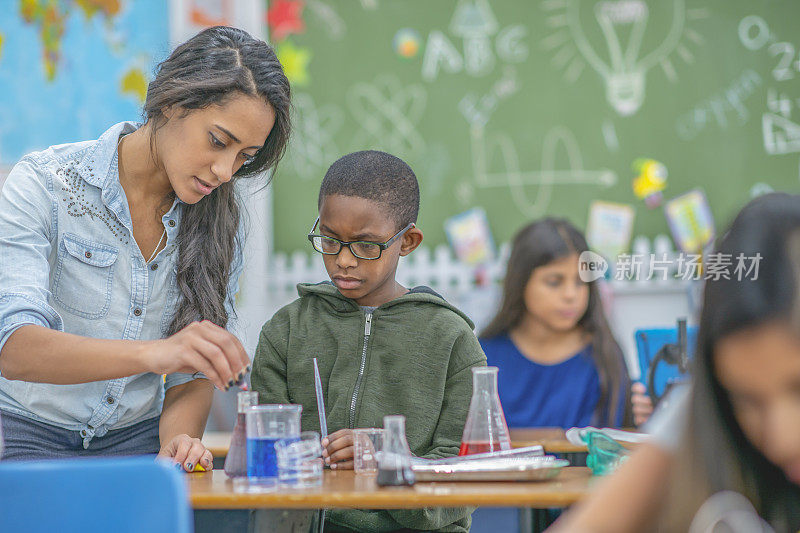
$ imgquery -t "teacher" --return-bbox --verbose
[0,26,291,471]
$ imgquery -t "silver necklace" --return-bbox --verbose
[146,228,167,264]
[118,132,167,264]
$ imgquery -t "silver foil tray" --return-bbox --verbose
[412,455,570,482]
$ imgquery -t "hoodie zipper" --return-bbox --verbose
[349,312,372,428]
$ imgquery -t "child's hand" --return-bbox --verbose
[321,429,355,470]
[631,382,654,427]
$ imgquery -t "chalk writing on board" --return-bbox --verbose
[459,68,616,216]
[286,93,343,179]
[739,15,772,51]
[738,15,800,159]
[543,0,708,116]
[450,0,497,77]
[306,0,346,40]
[739,15,800,83]
[602,119,619,151]
[762,113,800,156]
[421,0,527,82]
[675,70,762,141]
[422,31,464,81]
[419,142,451,198]
[348,75,427,157]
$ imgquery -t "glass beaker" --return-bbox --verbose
[459,366,511,455]
[245,404,302,489]
[275,431,323,488]
[353,428,384,474]
[224,390,259,478]
[376,415,415,486]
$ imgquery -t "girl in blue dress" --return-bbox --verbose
[480,218,631,429]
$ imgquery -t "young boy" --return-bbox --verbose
[251,150,486,533]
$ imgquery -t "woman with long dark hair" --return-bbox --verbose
[0,26,291,470]
[480,218,632,428]
[551,192,800,531]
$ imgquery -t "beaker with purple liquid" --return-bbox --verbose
[223,390,258,478]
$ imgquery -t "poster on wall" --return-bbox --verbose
[0,1,169,169]
[444,207,496,266]
[664,189,715,254]
[586,200,636,260]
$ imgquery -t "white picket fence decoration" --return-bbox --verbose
[259,235,687,336]
[264,243,511,326]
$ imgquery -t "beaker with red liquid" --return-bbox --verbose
[459,366,511,456]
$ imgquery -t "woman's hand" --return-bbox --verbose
[322,429,355,470]
[631,382,654,427]
[142,320,250,391]
[158,433,213,472]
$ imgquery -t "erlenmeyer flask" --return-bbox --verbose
[224,390,258,478]
[459,366,511,455]
[377,415,415,486]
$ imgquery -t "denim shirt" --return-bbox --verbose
[0,121,243,447]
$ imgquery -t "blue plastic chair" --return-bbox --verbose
[0,456,192,533]
[634,326,698,400]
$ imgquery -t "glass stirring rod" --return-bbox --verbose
[313,358,328,439]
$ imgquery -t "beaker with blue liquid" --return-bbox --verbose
[245,404,302,490]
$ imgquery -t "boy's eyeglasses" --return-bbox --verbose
[307,217,414,260]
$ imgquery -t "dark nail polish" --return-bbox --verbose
[245,364,251,373]
[227,379,235,388]
[186,462,193,471]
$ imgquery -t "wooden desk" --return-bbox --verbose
[509,428,587,454]
[187,467,594,510]
[202,431,232,459]
[202,427,587,459]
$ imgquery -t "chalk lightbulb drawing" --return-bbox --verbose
[541,0,709,116]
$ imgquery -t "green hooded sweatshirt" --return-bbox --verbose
[252,282,487,532]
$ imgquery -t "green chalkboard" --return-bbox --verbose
[271,0,800,253]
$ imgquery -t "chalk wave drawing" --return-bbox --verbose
[459,69,616,217]
[347,75,427,157]
[541,0,709,116]
[286,93,343,179]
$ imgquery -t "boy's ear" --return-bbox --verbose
[399,225,423,256]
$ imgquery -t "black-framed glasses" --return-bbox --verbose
[307,217,414,260]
